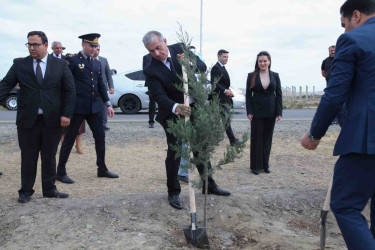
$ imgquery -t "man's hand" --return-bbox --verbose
[60,116,70,127]
[276,116,282,121]
[247,114,253,121]
[107,106,115,118]
[225,89,234,98]
[301,133,320,150]
[175,104,191,117]
[177,53,184,59]
[109,88,114,94]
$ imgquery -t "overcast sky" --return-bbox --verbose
[0,0,344,91]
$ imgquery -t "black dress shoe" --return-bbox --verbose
[0,171,2,175]
[168,194,183,210]
[97,170,119,178]
[178,175,189,183]
[43,190,69,198]
[149,123,154,128]
[57,174,75,184]
[18,193,31,203]
[204,184,231,196]
[251,170,259,175]
[264,168,271,173]
[103,125,110,131]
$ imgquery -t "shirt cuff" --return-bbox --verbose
[224,89,228,93]
[105,101,112,107]
[172,103,179,114]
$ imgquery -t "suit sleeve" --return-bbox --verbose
[104,59,114,89]
[210,66,226,94]
[98,64,109,103]
[246,73,253,115]
[275,73,283,116]
[0,60,18,103]
[144,69,176,112]
[61,61,76,118]
[321,60,325,71]
[310,33,356,139]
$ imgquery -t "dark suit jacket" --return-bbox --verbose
[310,16,375,156]
[143,43,207,126]
[0,55,75,128]
[51,53,65,59]
[65,52,109,115]
[210,62,231,104]
[246,71,282,118]
[98,56,114,90]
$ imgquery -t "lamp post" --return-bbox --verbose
[200,0,203,58]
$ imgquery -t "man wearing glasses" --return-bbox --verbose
[0,31,75,203]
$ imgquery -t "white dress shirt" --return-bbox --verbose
[33,54,48,114]
[52,53,62,59]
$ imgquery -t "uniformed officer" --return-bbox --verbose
[57,33,119,184]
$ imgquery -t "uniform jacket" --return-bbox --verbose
[65,51,109,115]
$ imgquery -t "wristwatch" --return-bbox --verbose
[308,133,320,142]
[105,101,112,108]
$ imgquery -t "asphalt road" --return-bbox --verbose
[0,109,316,123]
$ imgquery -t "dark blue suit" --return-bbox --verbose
[310,17,375,249]
[57,52,110,176]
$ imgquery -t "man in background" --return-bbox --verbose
[51,41,65,59]
[94,45,114,131]
[210,49,241,146]
[321,45,335,84]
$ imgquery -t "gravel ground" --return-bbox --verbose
[1,119,364,249]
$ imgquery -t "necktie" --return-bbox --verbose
[36,59,43,86]
[167,57,176,72]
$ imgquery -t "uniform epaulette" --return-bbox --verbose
[67,54,78,57]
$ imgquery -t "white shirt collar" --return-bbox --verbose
[33,53,48,63]
[81,50,88,59]
[217,61,225,67]
[162,49,171,64]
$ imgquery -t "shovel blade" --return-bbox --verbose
[184,225,210,249]
[320,210,329,250]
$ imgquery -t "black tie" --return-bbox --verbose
[167,57,176,72]
[36,59,43,86]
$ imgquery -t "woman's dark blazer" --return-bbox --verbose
[246,70,282,118]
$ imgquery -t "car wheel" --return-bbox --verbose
[119,94,141,114]
[4,95,18,110]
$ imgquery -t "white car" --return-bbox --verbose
[109,70,150,114]
[110,69,245,114]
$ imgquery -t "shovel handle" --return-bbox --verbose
[182,65,196,214]
[322,174,334,211]
[182,66,190,122]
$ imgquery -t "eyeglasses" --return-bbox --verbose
[25,43,44,48]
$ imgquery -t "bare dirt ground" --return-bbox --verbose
[0,120,369,249]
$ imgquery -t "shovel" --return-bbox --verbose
[181,65,210,249]
[320,175,333,250]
